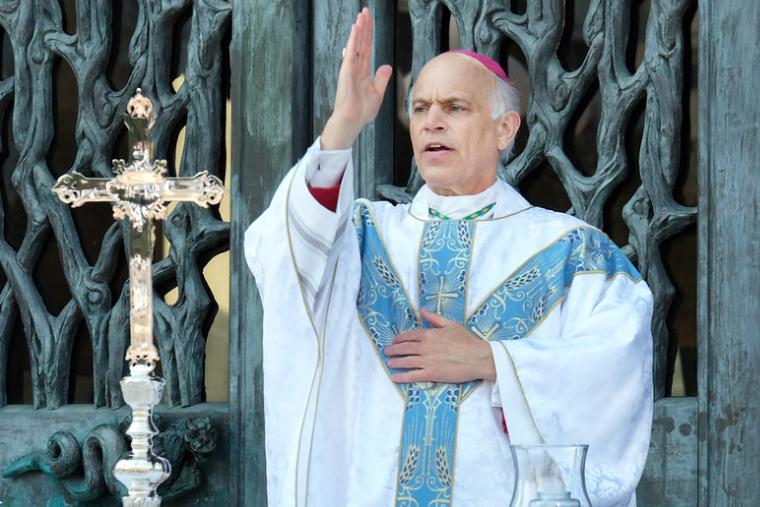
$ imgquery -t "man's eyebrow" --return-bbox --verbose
[441,96,473,104]
[412,96,473,104]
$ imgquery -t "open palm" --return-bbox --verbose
[321,8,392,150]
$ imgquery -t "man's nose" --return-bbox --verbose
[423,106,447,132]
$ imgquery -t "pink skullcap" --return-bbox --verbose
[447,49,510,83]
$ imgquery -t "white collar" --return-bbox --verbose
[409,178,532,221]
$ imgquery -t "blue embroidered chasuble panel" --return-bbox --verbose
[352,204,640,507]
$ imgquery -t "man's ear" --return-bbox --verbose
[496,111,521,151]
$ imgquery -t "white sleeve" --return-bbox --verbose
[307,144,351,187]
[488,341,542,444]
[244,137,355,327]
[499,274,653,507]
[244,139,356,504]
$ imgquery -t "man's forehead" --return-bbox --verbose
[413,55,492,101]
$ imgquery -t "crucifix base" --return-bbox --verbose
[113,365,171,506]
[120,499,163,507]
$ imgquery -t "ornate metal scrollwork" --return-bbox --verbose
[2,416,217,503]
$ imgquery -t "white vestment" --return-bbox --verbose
[244,139,654,507]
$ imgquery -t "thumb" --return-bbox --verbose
[373,64,393,97]
[420,308,451,328]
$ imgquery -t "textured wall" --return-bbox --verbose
[698,0,760,504]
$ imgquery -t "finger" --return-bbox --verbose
[385,341,421,357]
[420,308,451,328]
[373,64,393,98]
[352,10,368,76]
[387,356,422,370]
[392,370,430,384]
[360,8,374,75]
[344,23,358,67]
[393,329,425,343]
[354,8,364,46]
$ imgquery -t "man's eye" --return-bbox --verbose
[449,104,464,112]
[413,105,426,113]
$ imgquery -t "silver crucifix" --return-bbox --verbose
[52,89,223,507]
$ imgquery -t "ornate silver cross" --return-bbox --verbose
[52,89,223,507]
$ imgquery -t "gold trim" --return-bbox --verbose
[415,215,426,313]
[356,311,406,398]
[460,263,643,405]
[449,381,465,505]
[459,379,482,403]
[303,263,338,504]
[464,221,477,322]
[465,226,584,321]
[461,267,641,415]
[498,341,547,443]
[284,169,325,507]
[392,387,410,507]
[465,226,643,321]
[566,269,641,284]
[285,172,322,336]
[353,200,423,399]
[357,199,422,322]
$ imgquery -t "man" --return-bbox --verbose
[245,8,653,507]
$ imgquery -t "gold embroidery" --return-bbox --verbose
[426,276,459,314]
[471,323,500,341]
[284,167,321,507]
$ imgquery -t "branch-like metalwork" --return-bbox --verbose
[0,0,232,411]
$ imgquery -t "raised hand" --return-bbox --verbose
[385,309,497,384]
[320,7,393,150]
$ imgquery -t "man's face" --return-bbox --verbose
[410,54,518,196]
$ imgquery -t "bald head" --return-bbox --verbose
[409,53,519,124]
[420,52,496,88]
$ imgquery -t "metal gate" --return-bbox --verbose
[1,0,757,505]
[234,0,759,505]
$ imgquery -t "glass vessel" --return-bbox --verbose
[509,444,592,507]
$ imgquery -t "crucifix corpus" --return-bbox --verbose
[52,89,224,507]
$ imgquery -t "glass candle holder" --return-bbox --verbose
[509,444,592,507]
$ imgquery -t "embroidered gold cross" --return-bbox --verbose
[425,276,458,314]
[471,323,500,341]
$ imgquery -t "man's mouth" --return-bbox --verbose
[424,143,452,152]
